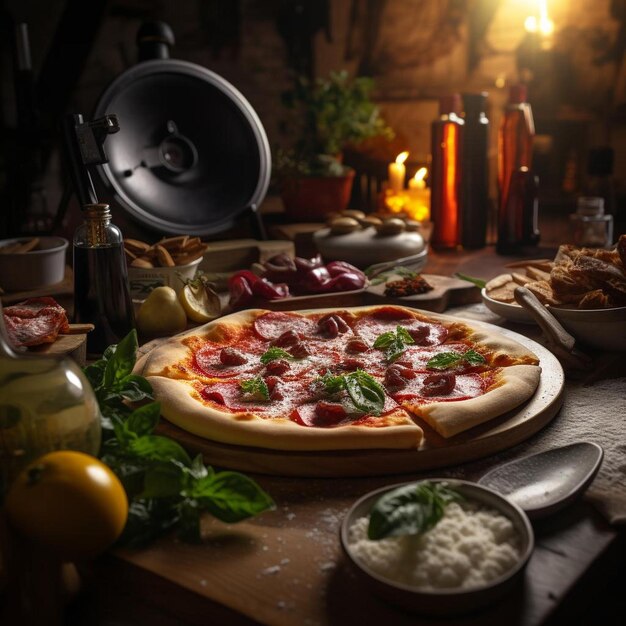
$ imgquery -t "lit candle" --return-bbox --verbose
[408,167,427,190]
[388,151,409,193]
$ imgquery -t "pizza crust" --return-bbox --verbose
[410,365,541,438]
[149,376,424,451]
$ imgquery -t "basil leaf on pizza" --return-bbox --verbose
[318,370,385,416]
[373,325,415,363]
[427,350,487,370]
[464,349,487,366]
[239,376,270,401]
[260,347,294,364]
[344,371,386,416]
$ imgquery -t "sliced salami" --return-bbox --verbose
[253,311,317,341]
[3,297,70,348]
[353,314,448,347]
[194,341,265,379]
[389,372,488,403]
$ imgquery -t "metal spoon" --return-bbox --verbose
[478,442,603,520]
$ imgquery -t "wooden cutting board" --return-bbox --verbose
[25,324,93,366]
[364,273,480,312]
[151,324,564,477]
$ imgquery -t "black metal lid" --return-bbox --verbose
[94,59,271,236]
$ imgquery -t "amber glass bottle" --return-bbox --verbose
[430,94,464,249]
[498,85,534,216]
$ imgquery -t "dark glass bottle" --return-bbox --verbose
[73,203,135,356]
[496,167,540,254]
[461,92,489,248]
[430,94,464,249]
[498,84,534,216]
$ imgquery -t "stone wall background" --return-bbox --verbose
[1,0,625,236]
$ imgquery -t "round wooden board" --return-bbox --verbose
[155,320,564,478]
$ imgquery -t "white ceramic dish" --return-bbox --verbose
[481,289,535,324]
[481,289,626,350]
[313,226,426,267]
[127,256,202,300]
[0,236,68,291]
[340,479,534,616]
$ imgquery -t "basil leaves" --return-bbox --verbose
[368,481,462,540]
[239,376,270,401]
[426,349,486,370]
[86,330,274,546]
[373,326,415,362]
[319,370,386,416]
[260,347,293,365]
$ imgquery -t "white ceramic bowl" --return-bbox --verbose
[127,256,202,300]
[313,226,426,267]
[0,236,68,292]
[340,479,534,616]
[481,289,535,324]
[481,289,626,350]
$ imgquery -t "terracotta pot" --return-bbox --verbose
[280,170,355,221]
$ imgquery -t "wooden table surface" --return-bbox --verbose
[87,242,625,626]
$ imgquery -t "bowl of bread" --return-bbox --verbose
[0,236,68,292]
[125,236,208,300]
[482,235,626,350]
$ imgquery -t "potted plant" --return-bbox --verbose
[275,71,393,220]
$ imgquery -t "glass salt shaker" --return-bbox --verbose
[569,197,614,248]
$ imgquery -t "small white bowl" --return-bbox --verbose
[127,256,202,300]
[0,236,68,292]
[340,479,534,615]
[481,289,535,324]
[481,289,626,350]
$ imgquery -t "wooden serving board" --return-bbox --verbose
[153,322,564,478]
[364,273,480,312]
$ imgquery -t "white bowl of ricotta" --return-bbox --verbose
[340,479,534,615]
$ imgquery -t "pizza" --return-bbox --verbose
[135,305,541,451]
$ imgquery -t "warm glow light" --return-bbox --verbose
[395,151,409,165]
[525,0,554,36]
[495,74,506,89]
[414,167,427,182]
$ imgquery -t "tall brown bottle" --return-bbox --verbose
[430,94,464,249]
[497,84,535,252]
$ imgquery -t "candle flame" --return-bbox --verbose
[413,167,427,183]
[395,151,409,165]
[525,0,554,35]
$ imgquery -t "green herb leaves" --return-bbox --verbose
[319,370,385,416]
[260,347,293,364]
[86,331,274,547]
[240,377,270,401]
[373,325,415,362]
[368,481,462,540]
[454,272,486,289]
[426,349,486,370]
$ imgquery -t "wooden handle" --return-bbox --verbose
[514,287,576,352]
[61,323,94,335]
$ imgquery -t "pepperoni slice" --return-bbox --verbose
[201,379,311,417]
[194,342,264,379]
[390,373,487,403]
[353,315,448,347]
[253,311,317,341]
